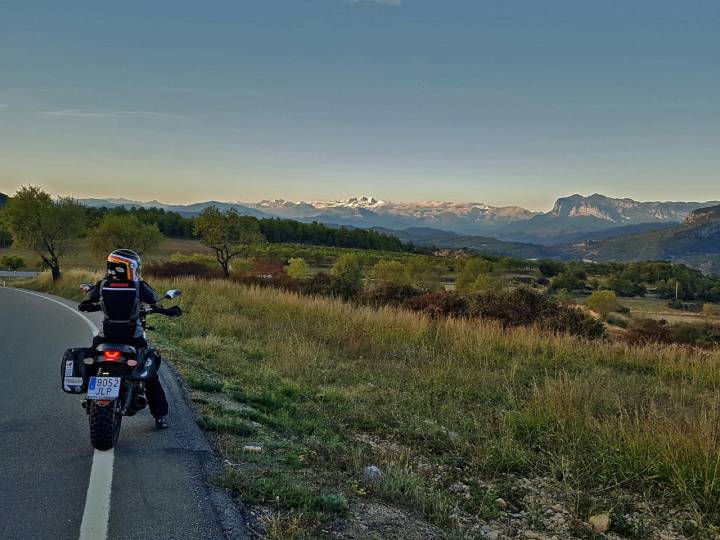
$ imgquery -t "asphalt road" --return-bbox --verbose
[0,287,250,540]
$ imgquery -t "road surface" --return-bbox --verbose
[0,287,250,540]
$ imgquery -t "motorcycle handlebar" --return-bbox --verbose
[78,302,102,313]
[142,305,183,317]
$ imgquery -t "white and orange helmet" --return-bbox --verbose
[107,249,141,282]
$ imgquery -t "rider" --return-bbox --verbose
[79,249,170,429]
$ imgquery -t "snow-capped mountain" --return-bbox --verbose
[245,197,537,233]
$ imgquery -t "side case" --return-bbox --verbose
[61,348,90,394]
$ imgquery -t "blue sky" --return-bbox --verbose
[0,0,718,210]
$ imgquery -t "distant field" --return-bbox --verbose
[577,294,720,324]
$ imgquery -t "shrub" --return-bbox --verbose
[286,258,311,279]
[1,255,25,271]
[552,271,585,292]
[469,287,553,327]
[625,318,672,345]
[405,258,443,292]
[669,323,720,347]
[538,259,565,278]
[331,254,363,288]
[456,257,494,292]
[363,283,421,307]
[145,260,224,279]
[586,290,622,319]
[404,291,470,319]
[467,286,604,338]
[541,306,606,339]
[370,259,410,287]
[303,272,360,301]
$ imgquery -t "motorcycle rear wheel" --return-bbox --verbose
[89,401,122,450]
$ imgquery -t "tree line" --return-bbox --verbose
[83,202,411,251]
[0,186,413,280]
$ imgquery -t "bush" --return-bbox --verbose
[552,271,586,292]
[541,306,606,339]
[404,291,470,319]
[469,287,553,327]
[1,255,25,271]
[467,286,604,339]
[370,259,411,287]
[586,290,622,319]
[287,258,311,279]
[363,283,422,307]
[625,318,672,345]
[303,272,361,301]
[625,317,720,347]
[331,254,363,288]
[456,257,494,292]
[145,260,224,279]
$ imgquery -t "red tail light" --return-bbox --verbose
[103,350,122,361]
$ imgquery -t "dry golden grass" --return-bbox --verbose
[19,271,720,535]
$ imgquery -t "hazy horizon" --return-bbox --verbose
[2,187,717,215]
[1,1,718,210]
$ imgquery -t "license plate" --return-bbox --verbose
[87,377,121,400]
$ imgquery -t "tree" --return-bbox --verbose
[89,214,164,257]
[1,186,85,280]
[406,258,443,292]
[287,257,311,279]
[538,259,565,278]
[552,271,586,292]
[370,259,409,286]
[331,253,363,287]
[193,207,266,277]
[456,257,494,292]
[586,290,621,319]
[0,255,25,271]
[470,273,500,292]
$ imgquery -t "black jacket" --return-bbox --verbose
[81,279,160,340]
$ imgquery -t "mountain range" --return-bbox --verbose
[79,193,718,245]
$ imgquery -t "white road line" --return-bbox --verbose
[79,450,114,540]
[9,288,113,540]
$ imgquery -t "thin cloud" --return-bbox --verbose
[37,109,182,119]
[351,0,402,5]
[0,104,7,108]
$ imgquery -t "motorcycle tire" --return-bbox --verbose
[89,401,122,450]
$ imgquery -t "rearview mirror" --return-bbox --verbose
[164,289,182,299]
[80,283,93,293]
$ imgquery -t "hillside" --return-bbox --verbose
[372,226,560,259]
[565,204,720,270]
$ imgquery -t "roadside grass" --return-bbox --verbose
[17,271,720,537]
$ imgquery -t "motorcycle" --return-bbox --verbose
[64,286,183,450]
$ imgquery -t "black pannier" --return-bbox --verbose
[61,348,92,394]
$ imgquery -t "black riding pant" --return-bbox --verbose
[92,336,169,418]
